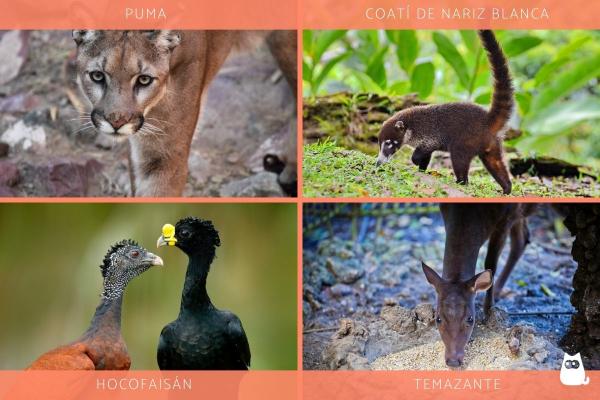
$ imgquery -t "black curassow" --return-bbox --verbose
[156,217,251,370]
[27,240,163,370]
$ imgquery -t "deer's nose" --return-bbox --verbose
[446,357,462,367]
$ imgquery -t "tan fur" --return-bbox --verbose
[74,30,297,197]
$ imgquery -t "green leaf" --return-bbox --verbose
[366,46,389,88]
[535,35,592,85]
[515,92,531,115]
[387,81,410,95]
[460,30,479,53]
[410,62,435,99]
[388,30,419,72]
[540,283,556,297]
[474,91,491,105]
[524,97,600,135]
[351,70,383,93]
[302,59,312,83]
[313,30,347,65]
[432,32,470,89]
[303,30,314,55]
[502,35,543,57]
[517,280,527,288]
[313,53,349,95]
[531,51,600,112]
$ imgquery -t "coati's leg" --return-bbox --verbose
[450,152,473,185]
[479,145,512,195]
[493,219,529,300]
[411,147,433,171]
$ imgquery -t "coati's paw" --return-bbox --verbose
[456,179,468,186]
[501,183,512,195]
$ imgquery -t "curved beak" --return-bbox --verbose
[144,252,164,267]
[157,235,168,248]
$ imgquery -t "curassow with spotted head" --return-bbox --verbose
[156,217,251,370]
[27,240,164,370]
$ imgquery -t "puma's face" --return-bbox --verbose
[73,30,180,141]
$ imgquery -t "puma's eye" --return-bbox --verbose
[436,316,442,324]
[89,71,105,83]
[137,75,154,86]
[467,316,474,325]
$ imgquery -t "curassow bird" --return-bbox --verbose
[156,217,251,370]
[27,240,164,370]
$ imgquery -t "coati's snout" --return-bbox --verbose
[376,120,405,166]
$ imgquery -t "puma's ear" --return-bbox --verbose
[422,261,444,289]
[144,30,181,51]
[467,270,493,292]
[394,120,405,131]
[73,30,99,45]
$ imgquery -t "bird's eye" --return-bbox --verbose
[436,316,442,324]
[130,250,140,258]
[137,75,153,86]
[89,71,105,83]
[467,316,474,325]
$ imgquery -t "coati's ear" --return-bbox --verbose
[394,120,405,131]
[143,30,181,51]
[72,30,99,45]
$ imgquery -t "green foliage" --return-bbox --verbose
[303,30,600,169]
[303,141,600,198]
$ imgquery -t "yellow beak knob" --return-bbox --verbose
[162,223,177,246]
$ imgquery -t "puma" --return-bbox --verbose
[73,30,297,197]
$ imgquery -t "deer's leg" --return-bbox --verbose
[494,219,529,300]
[483,228,509,318]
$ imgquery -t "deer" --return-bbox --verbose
[422,203,537,367]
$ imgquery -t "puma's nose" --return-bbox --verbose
[106,113,131,130]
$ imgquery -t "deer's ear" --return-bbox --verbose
[468,270,493,292]
[422,262,443,288]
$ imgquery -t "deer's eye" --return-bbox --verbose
[467,316,474,325]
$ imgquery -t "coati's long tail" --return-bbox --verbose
[478,30,513,134]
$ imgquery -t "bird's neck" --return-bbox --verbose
[180,253,213,312]
[84,294,124,339]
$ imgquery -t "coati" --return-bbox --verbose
[376,30,513,194]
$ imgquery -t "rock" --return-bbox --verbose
[323,319,369,370]
[414,303,435,325]
[26,158,103,196]
[345,353,370,370]
[380,305,416,334]
[0,186,17,196]
[0,160,19,187]
[1,120,47,151]
[0,142,9,157]
[325,258,364,284]
[0,92,41,113]
[219,172,283,197]
[330,283,353,298]
[0,31,29,86]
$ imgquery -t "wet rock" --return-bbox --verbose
[0,160,19,187]
[0,31,29,86]
[1,120,46,152]
[219,172,283,197]
[330,284,353,298]
[325,258,364,284]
